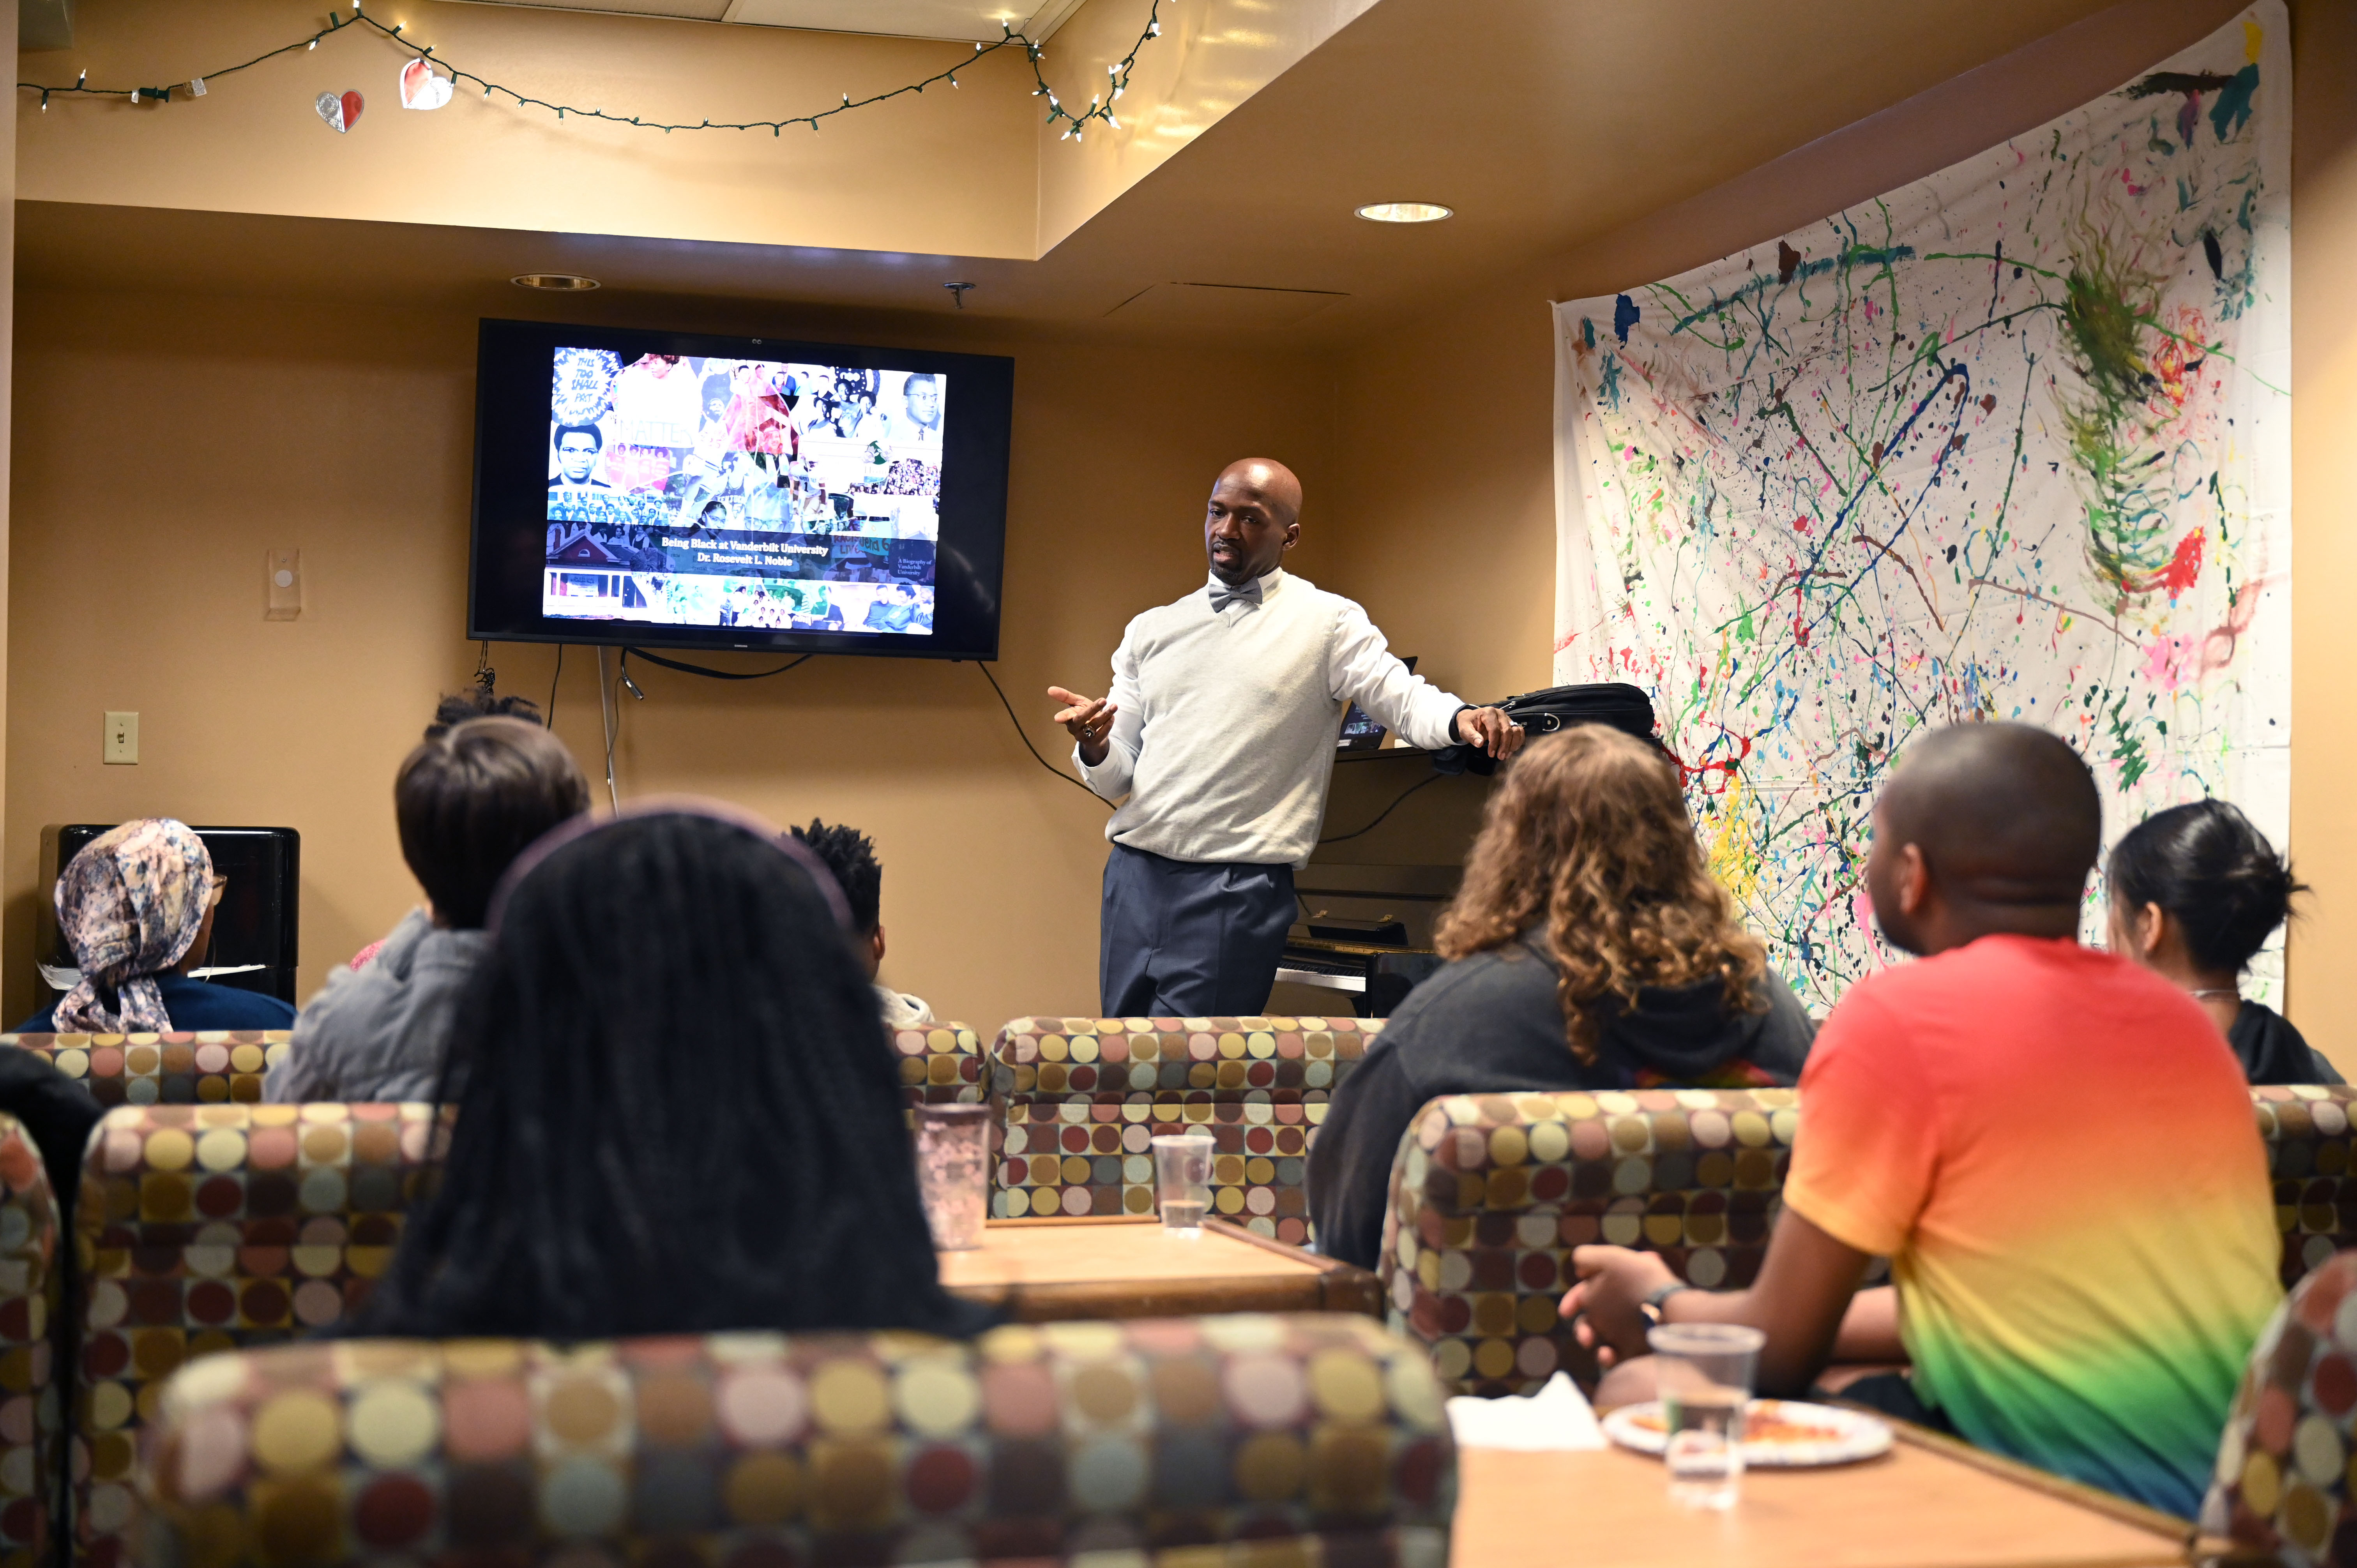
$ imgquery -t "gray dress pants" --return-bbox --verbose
[1099,843,1296,1017]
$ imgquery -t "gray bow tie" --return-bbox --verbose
[1209,576,1265,614]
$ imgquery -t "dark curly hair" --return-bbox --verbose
[790,819,881,935]
[426,686,543,740]
[1434,726,1765,1064]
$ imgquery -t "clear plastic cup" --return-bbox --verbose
[1149,1133,1215,1236]
[913,1104,991,1251]
[1648,1322,1765,1509]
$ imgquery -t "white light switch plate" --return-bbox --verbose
[267,548,302,620]
[104,711,138,765]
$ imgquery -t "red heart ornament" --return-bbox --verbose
[341,89,364,129]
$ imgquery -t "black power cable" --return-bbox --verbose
[973,662,1104,802]
[624,646,815,680]
[1318,772,1442,845]
[546,644,564,732]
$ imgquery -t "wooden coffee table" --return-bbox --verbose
[1452,1419,2203,1568]
[937,1214,1381,1321]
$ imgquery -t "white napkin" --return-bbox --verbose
[1445,1372,1609,1451]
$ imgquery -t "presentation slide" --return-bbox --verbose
[539,347,945,636]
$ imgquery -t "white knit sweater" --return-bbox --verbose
[1075,569,1467,867]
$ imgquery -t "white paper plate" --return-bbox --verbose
[1600,1399,1894,1468]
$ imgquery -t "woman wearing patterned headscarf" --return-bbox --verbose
[16,819,294,1035]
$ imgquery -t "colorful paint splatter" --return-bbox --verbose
[1553,4,2290,1008]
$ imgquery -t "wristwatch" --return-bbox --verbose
[1636,1280,1692,1330]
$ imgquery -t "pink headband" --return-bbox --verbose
[484,795,853,935]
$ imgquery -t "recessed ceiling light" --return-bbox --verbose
[511,272,601,291]
[1355,202,1452,224]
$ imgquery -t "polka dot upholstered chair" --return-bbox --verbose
[1378,1088,1798,1396]
[1,1032,290,1107]
[0,1118,60,1568]
[988,1017,1380,1243]
[2253,1086,2357,1292]
[894,1022,984,1125]
[136,1314,1458,1568]
[2205,1248,2357,1562]
[76,1103,447,1568]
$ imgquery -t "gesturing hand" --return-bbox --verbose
[1049,686,1118,767]
[1454,706,1527,760]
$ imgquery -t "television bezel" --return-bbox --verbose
[467,317,1012,661]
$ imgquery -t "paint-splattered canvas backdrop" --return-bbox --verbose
[1552,4,2290,1008]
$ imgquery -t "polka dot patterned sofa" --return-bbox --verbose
[1378,1087,1798,1397]
[894,1022,985,1123]
[1382,1081,2353,1399]
[1,1033,290,1107]
[0,1117,61,1568]
[2255,1085,2357,1289]
[987,1017,1380,1245]
[136,1314,1457,1568]
[74,1102,447,1568]
[2204,1248,2357,1563]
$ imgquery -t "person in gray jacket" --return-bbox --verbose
[267,716,590,1103]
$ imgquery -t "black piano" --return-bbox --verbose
[1274,747,1494,1018]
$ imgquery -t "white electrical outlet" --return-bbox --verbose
[104,712,138,765]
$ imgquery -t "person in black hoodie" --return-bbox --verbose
[2106,798,2338,1085]
[1308,726,1813,1269]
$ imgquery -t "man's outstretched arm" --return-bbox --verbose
[1560,1208,1877,1397]
[1050,635,1143,800]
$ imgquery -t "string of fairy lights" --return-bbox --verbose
[17,0,1171,141]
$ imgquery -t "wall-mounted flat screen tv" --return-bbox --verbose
[468,318,1013,659]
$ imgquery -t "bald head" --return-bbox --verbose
[1204,458,1304,584]
[1216,459,1302,524]
[1866,722,2101,955]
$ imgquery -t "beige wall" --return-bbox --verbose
[1326,0,2357,1065]
[2,290,1338,1029]
[1032,0,1377,253]
[21,0,1348,265]
[20,0,1040,256]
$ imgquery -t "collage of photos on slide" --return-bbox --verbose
[541,346,945,636]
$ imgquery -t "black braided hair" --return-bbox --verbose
[2108,799,2306,975]
[356,811,988,1340]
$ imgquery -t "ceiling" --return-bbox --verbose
[444,0,1088,42]
[21,0,2216,348]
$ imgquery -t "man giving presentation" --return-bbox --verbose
[1050,458,1523,1016]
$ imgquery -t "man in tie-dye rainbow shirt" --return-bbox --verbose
[1562,723,2281,1517]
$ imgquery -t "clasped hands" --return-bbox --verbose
[1559,1244,1681,1370]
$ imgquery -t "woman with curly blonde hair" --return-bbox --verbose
[1307,726,1813,1267]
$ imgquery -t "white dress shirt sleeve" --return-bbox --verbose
[1328,599,1471,751]
[1074,622,1146,801]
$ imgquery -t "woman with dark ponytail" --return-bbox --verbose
[355,802,992,1340]
[2106,799,2338,1085]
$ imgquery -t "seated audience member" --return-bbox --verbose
[345,685,554,973]
[2107,799,2337,1085]
[1562,723,2281,1518]
[18,818,294,1034]
[353,804,990,1338]
[267,717,589,1103]
[790,818,935,1028]
[1307,726,1814,1270]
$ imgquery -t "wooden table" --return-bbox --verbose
[937,1214,1381,1321]
[1452,1421,2205,1568]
